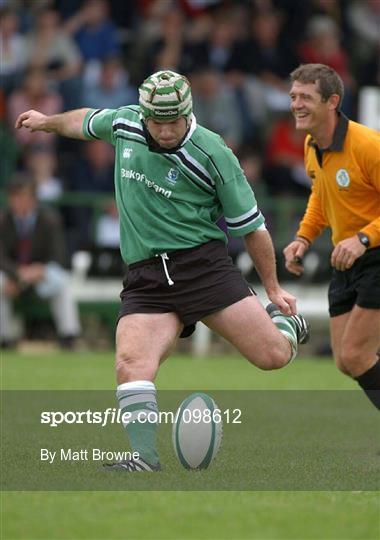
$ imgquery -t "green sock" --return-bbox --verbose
[270,313,298,362]
[116,380,159,465]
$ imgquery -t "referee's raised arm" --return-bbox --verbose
[15,108,91,140]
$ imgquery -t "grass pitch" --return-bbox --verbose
[1,351,379,539]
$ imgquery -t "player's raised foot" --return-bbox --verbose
[103,457,161,472]
[266,303,310,345]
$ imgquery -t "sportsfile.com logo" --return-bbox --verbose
[121,168,172,198]
[40,407,242,427]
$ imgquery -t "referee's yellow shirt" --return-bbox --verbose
[297,113,380,248]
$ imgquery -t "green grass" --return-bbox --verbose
[1,351,357,390]
[1,351,379,540]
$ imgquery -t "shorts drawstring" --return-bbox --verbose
[156,253,174,286]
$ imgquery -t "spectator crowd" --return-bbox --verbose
[1,0,379,253]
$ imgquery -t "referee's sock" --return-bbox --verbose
[355,360,380,410]
[117,380,160,465]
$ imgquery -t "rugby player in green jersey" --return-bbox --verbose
[16,70,310,472]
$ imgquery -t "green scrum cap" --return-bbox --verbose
[139,70,192,121]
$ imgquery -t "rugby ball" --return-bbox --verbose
[172,392,223,469]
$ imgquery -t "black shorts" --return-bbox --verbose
[119,240,253,338]
[328,246,380,317]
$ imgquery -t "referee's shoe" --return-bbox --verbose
[266,303,310,344]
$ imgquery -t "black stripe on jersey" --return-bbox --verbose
[116,134,147,147]
[87,109,103,139]
[163,155,213,195]
[175,150,214,189]
[226,210,261,229]
[189,140,225,184]
[113,123,145,138]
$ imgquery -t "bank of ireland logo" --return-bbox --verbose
[165,168,178,185]
[123,147,133,159]
[336,168,350,188]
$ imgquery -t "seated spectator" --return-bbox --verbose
[64,0,120,85]
[23,144,63,202]
[144,6,187,75]
[144,8,243,79]
[185,14,240,74]
[264,113,311,197]
[0,8,27,95]
[65,140,114,250]
[356,42,380,87]
[23,8,82,108]
[224,9,300,132]
[0,89,18,188]
[191,68,243,151]
[237,145,266,198]
[69,139,114,193]
[96,199,120,248]
[7,67,63,148]
[347,0,380,62]
[297,15,354,113]
[85,56,137,110]
[0,174,81,349]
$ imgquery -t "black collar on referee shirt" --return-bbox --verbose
[308,112,349,167]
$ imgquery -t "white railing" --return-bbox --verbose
[70,276,328,356]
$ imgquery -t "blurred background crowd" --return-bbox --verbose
[1,0,379,255]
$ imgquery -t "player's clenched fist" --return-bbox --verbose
[283,239,309,276]
[15,110,48,132]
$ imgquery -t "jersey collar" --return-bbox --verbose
[308,112,349,152]
[182,113,197,145]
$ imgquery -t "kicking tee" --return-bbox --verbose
[83,106,265,264]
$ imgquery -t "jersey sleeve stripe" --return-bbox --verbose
[226,209,265,230]
[189,140,224,184]
[87,109,103,139]
[163,155,212,195]
[112,118,145,140]
[225,206,258,224]
[168,152,215,193]
[112,118,144,133]
[176,150,214,188]
[113,124,145,139]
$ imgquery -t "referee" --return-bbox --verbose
[284,63,380,410]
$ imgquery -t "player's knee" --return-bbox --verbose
[337,345,363,377]
[249,347,288,371]
[334,354,351,376]
[115,349,157,380]
[116,350,139,377]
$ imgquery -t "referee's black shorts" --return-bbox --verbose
[328,246,380,317]
[119,240,254,338]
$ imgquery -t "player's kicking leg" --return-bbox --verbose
[202,295,310,368]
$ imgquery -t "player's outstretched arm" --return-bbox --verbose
[15,108,91,140]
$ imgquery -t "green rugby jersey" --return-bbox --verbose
[83,105,265,264]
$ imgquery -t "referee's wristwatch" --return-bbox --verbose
[357,232,370,249]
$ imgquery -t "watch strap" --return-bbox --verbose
[357,232,370,248]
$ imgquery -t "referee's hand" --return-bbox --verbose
[331,235,366,271]
[283,240,308,276]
